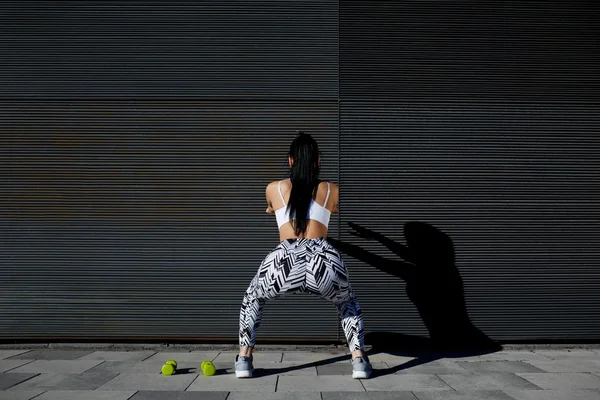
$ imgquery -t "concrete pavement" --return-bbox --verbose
[1,347,600,399]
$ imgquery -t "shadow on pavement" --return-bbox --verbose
[229,221,501,378]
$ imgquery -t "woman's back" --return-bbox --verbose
[267,179,339,242]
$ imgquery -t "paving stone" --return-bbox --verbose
[78,351,156,362]
[525,359,600,373]
[445,351,552,363]
[0,359,35,373]
[456,361,546,374]
[362,374,452,391]
[144,352,220,363]
[7,372,117,391]
[366,353,415,366]
[0,373,39,390]
[0,390,45,400]
[86,361,163,374]
[131,391,228,400]
[253,362,317,377]
[213,352,283,363]
[211,361,317,377]
[277,376,365,392]
[438,373,541,391]
[322,392,417,400]
[186,373,277,392]
[228,393,322,400]
[8,351,94,360]
[9,360,103,374]
[502,389,600,400]
[0,350,32,360]
[413,391,514,400]
[317,362,388,376]
[532,350,600,361]
[1,390,45,400]
[97,373,197,391]
[516,372,600,390]
[281,352,350,363]
[34,391,137,400]
[396,360,472,375]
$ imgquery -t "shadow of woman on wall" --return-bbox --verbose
[328,221,501,375]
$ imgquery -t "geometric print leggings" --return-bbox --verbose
[239,237,365,351]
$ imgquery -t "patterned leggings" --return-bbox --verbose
[239,237,365,351]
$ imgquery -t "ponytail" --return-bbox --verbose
[287,133,320,235]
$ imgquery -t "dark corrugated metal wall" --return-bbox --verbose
[338,1,600,342]
[2,0,599,342]
[1,1,340,340]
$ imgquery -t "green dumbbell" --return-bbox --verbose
[201,361,216,376]
[162,360,178,376]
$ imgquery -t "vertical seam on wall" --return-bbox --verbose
[336,0,341,344]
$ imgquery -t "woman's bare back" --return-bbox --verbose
[266,179,339,242]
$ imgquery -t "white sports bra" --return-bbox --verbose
[274,181,332,229]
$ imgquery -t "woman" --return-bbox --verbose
[235,132,372,379]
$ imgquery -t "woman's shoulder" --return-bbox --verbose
[267,179,338,190]
[267,179,290,188]
[320,180,339,191]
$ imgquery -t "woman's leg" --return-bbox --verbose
[238,241,303,357]
[305,239,367,358]
[239,274,265,357]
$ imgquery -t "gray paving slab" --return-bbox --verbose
[228,393,322,400]
[34,391,137,400]
[7,372,117,391]
[413,391,514,400]
[395,360,472,375]
[210,361,317,376]
[456,361,546,374]
[9,359,103,374]
[0,350,32,360]
[86,361,165,375]
[0,359,35,373]
[317,362,388,376]
[281,352,350,363]
[251,362,318,377]
[532,350,600,361]
[444,351,552,363]
[213,352,283,363]
[78,351,156,362]
[143,352,220,363]
[516,372,600,390]
[130,391,228,400]
[277,376,365,392]
[97,373,198,391]
[0,390,45,400]
[322,392,417,400]
[438,373,541,391]
[0,373,39,390]
[503,389,600,400]
[8,351,94,360]
[186,373,277,392]
[361,374,452,391]
[367,353,415,366]
[88,359,204,375]
[525,359,600,373]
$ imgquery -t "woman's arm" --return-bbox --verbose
[331,182,340,213]
[265,182,277,214]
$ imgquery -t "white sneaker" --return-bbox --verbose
[234,355,254,378]
[351,356,372,379]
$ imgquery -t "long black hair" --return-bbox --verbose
[287,132,321,235]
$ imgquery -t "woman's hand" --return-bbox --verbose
[266,206,275,214]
